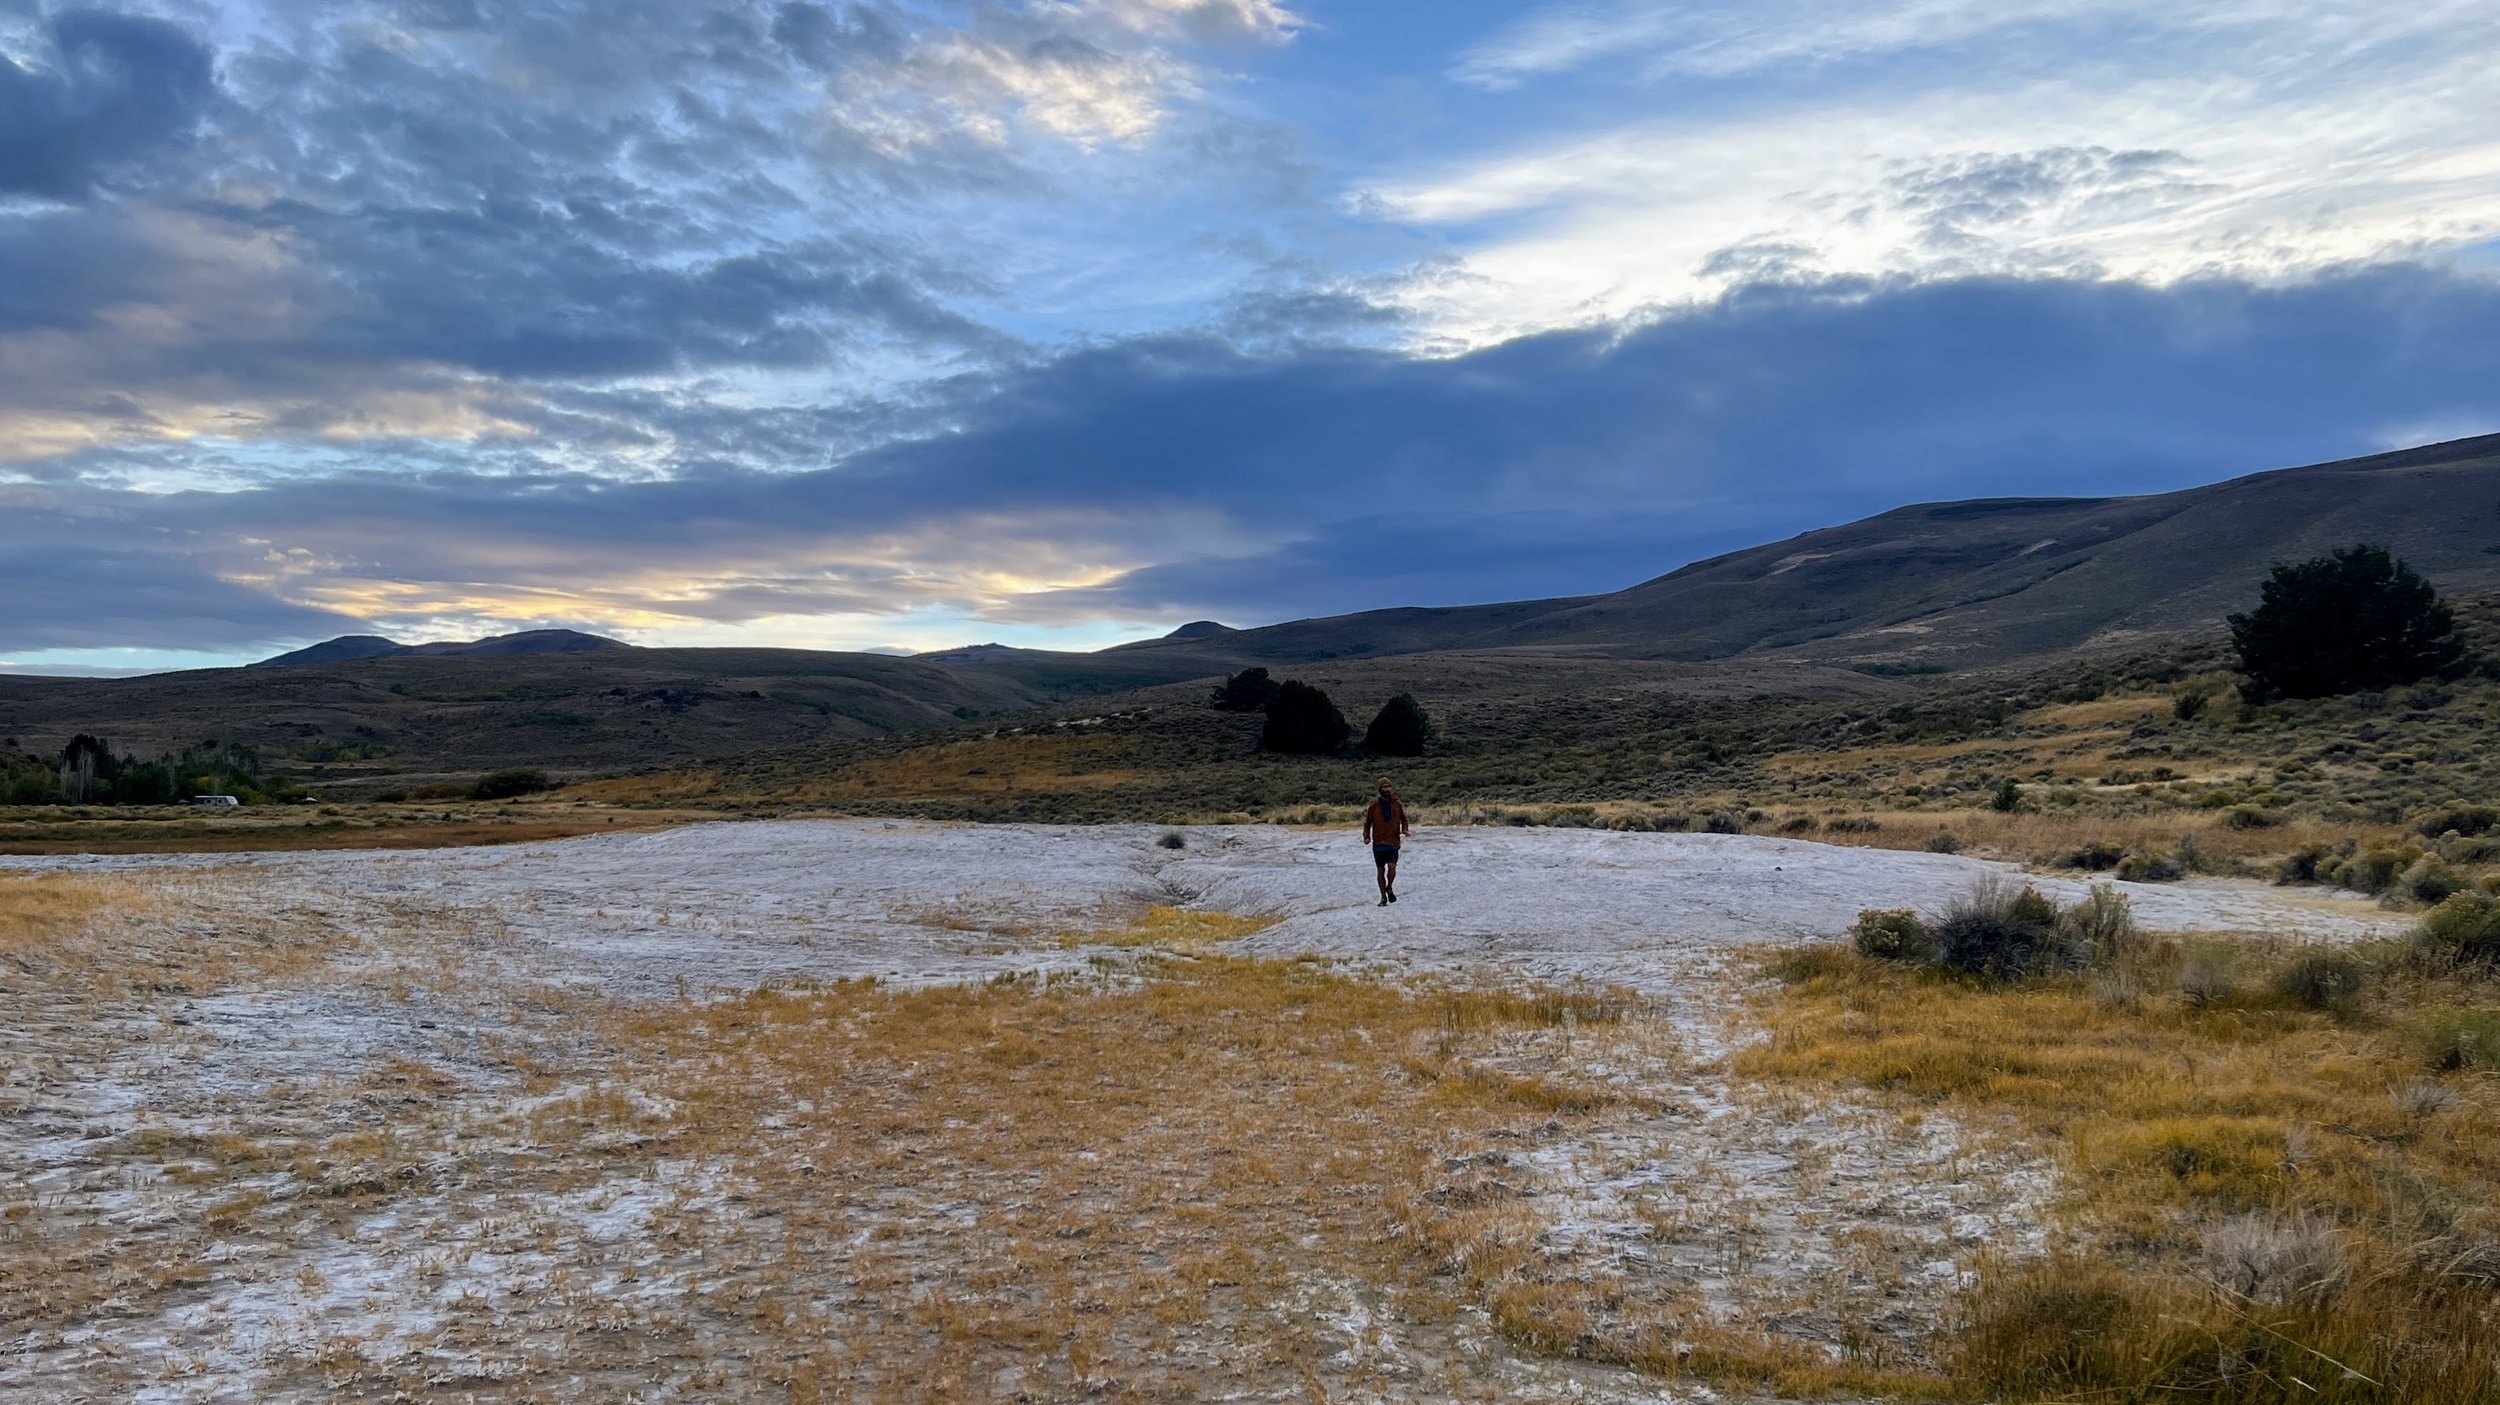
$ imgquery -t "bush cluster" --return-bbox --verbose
[2413,891,2500,969]
[2273,949,2370,1012]
[471,768,556,800]
[1851,878,2135,982]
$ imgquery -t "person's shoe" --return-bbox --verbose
[1387,890,1398,903]
[1378,894,1390,906]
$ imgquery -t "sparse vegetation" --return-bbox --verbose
[1754,935,2500,1404]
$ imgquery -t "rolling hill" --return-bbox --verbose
[1101,433,2500,669]
[6,432,2496,788]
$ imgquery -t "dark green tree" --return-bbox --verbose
[1210,666,1282,712]
[471,768,555,800]
[1362,693,1432,756]
[1260,680,1349,755]
[2229,544,2466,701]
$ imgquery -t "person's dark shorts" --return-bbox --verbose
[1373,844,1401,864]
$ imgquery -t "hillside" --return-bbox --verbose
[7,433,2497,788]
[1104,432,2500,668]
[253,628,628,667]
[0,646,1217,788]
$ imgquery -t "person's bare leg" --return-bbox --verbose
[1375,857,1391,904]
[1384,857,1398,902]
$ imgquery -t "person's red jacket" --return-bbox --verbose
[1364,794,1409,843]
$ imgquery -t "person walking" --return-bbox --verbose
[1362,776,1411,905]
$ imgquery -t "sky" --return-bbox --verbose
[5,0,2500,674]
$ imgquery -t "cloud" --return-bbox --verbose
[1453,0,2495,87]
[11,265,2499,655]
[0,0,1310,462]
[1401,0,2500,342]
[0,8,215,198]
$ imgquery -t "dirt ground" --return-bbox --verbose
[0,822,2408,1402]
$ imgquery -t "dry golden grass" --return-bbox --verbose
[0,869,340,997]
[1743,944,2500,1403]
[594,956,1651,1400]
[790,733,1150,802]
[0,871,115,958]
[1058,902,1276,948]
[1796,807,2400,869]
[567,770,729,804]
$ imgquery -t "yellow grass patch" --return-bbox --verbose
[1059,903,1276,948]
[2017,694,2173,728]
[793,734,1147,802]
[556,951,1964,1400]
[1801,808,2396,867]
[0,871,115,958]
[1744,945,2500,1402]
[565,770,727,804]
[0,869,339,997]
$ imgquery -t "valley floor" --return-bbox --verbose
[0,823,2409,1402]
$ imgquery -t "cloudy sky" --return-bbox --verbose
[6,0,2499,672]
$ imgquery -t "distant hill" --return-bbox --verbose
[254,629,627,668]
[11,433,2500,789]
[251,634,406,668]
[1104,433,2500,670]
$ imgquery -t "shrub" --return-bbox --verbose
[2274,949,2369,1012]
[409,782,468,801]
[2394,855,2469,906]
[1260,681,1350,755]
[2402,1009,2500,1071]
[1156,830,1187,850]
[2172,690,2210,721]
[2416,802,2500,838]
[2275,842,2334,884]
[2390,1079,2461,1117]
[2058,882,2137,962]
[1825,815,1881,834]
[2411,891,2500,969]
[2173,832,2213,874]
[371,789,410,804]
[1702,810,1744,834]
[2178,943,2242,1007]
[2222,805,2281,830]
[1210,667,1281,712]
[471,768,555,800]
[1361,693,1433,757]
[2057,840,2125,871]
[1778,814,1817,834]
[1933,878,2083,981]
[1990,777,2023,812]
[1851,909,1938,964]
[2114,848,2183,882]
[2329,841,2424,895]
[1923,831,1962,854]
[2229,543,2467,701]
[2200,1212,2347,1307]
